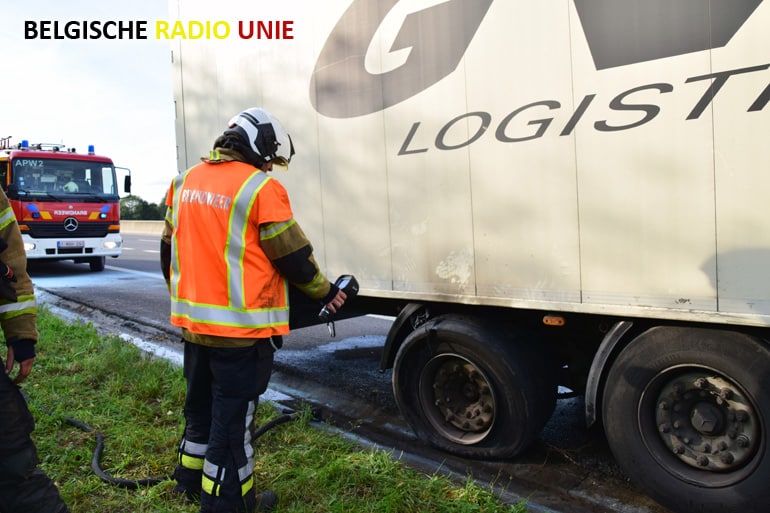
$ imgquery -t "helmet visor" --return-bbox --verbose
[271,133,295,170]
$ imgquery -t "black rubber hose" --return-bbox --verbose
[253,413,297,440]
[64,415,167,489]
[22,388,298,489]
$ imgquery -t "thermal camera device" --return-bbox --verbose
[318,274,359,322]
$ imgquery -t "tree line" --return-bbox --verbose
[120,194,166,220]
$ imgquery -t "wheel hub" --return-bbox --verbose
[655,372,759,471]
[418,353,495,444]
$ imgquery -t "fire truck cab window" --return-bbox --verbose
[12,158,116,197]
[16,168,39,190]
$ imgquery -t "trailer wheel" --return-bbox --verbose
[89,257,106,272]
[392,315,555,459]
[602,327,770,513]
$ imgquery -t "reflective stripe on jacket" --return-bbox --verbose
[167,160,293,338]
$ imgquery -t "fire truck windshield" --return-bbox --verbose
[11,158,118,198]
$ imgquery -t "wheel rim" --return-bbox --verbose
[417,352,496,445]
[641,366,761,484]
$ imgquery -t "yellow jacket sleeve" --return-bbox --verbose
[0,189,38,343]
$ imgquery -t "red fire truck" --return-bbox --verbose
[0,137,131,271]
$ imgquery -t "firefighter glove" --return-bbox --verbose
[8,339,35,362]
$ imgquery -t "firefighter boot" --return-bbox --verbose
[253,490,278,512]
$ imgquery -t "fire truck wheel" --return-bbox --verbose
[602,326,770,513]
[392,314,556,459]
[89,257,106,272]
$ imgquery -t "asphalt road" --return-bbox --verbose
[28,233,673,513]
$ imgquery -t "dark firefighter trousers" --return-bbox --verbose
[173,340,275,513]
[0,357,68,513]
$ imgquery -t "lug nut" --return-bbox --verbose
[695,378,708,389]
[720,388,733,400]
[720,453,735,464]
[697,455,709,467]
[674,445,685,455]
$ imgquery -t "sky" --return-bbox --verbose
[2,0,177,204]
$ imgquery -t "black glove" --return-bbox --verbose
[8,339,35,362]
[0,261,16,303]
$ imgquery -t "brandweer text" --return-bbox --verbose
[180,190,233,211]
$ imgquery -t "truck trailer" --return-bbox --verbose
[167,1,770,512]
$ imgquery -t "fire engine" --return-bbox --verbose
[0,137,131,271]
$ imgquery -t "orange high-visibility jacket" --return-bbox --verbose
[166,160,293,338]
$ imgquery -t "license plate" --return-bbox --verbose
[57,240,85,248]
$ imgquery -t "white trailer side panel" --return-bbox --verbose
[170,0,770,325]
[711,5,770,315]
[569,4,718,313]
[464,2,581,304]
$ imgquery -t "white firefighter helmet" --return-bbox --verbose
[226,108,295,168]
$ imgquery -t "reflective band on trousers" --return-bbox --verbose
[199,400,256,498]
[169,167,289,331]
[202,461,255,497]
[178,438,207,470]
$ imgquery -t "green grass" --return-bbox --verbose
[14,307,531,512]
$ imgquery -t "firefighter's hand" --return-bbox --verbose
[5,347,34,385]
[323,289,347,315]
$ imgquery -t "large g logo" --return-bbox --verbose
[310,0,494,119]
[574,0,763,70]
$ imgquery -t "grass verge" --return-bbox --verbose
[13,307,532,512]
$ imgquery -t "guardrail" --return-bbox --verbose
[121,221,165,235]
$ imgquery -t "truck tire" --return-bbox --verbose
[89,257,106,272]
[392,315,556,459]
[602,326,770,513]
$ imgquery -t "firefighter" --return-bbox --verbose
[0,189,69,513]
[160,107,346,513]
[61,173,78,193]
